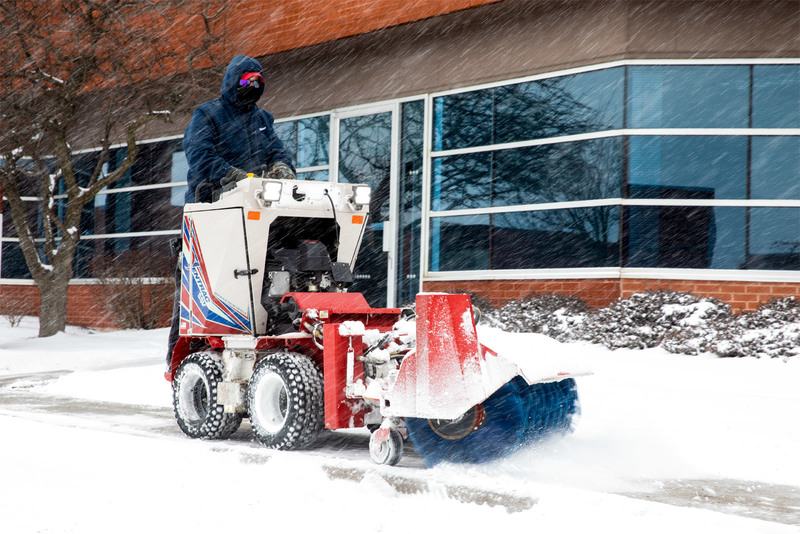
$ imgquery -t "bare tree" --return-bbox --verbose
[0,0,226,336]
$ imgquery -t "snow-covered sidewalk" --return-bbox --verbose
[0,317,798,532]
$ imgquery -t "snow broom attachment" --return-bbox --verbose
[385,293,581,466]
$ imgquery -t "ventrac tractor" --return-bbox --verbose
[165,172,582,466]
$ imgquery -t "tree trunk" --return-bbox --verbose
[37,273,70,338]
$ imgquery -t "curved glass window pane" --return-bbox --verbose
[494,68,623,144]
[627,66,749,128]
[434,68,623,151]
[625,206,744,269]
[751,137,800,200]
[628,136,747,200]
[432,137,623,211]
[433,90,494,151]
[753,65,800,129]
[748,207,800,270]
[429,207,619,271]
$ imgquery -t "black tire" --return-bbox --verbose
[173,352,242,439]
[247,352,324,450]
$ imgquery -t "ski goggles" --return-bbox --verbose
[239,72,264,88]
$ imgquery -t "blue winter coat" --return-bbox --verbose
[183,55,294,203]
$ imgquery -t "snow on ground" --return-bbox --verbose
[1,317,799,533]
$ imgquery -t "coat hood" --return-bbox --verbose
[220,55,264,107]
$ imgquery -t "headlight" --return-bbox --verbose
[261,180,283,203]
[351,185,371,207]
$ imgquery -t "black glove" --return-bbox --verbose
[221,167,249,186]
[265,162,296,181]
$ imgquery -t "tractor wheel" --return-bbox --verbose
[173,352,242,439]
[369,428,404,466]
[247,352,324,450]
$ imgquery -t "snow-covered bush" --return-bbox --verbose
[479,290,799,358]
[483,292,587,341]
[573,290,732,350]
[707,297,800,359]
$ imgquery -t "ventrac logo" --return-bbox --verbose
[191,265,211,307]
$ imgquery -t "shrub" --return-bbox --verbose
[484,292,587,341]
[707,297,800,359]
[96,252,174,330]
[573,290,732,350]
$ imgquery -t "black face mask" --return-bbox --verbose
[237,84,264,106]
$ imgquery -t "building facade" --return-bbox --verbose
[2,0,799,327]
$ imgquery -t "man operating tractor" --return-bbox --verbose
[166,54,296,364]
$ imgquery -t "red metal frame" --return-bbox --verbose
[166,292,402,432]
[322,322,364,430]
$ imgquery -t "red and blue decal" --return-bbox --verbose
[179,216,252,336]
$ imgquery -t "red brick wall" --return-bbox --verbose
[0,283,173,330]
[424,279,800,312]
[3,277,800,330]
[620,279,800,312]
[424,279,622,308]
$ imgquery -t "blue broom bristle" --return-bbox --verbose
[406,378,579,467]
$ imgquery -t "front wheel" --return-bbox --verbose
[247,352,324,450]
[369,428,404,466]
[173,352,242,439]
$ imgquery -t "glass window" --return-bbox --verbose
[627,66,750,128]
[296,170,329,181]
[753,65,800,129]
[748,207,800,270]
[0,242,31,279]
[273,121,297,161]
[431,152,492,211]
[274,116,330,169]
[89,187,181,234]
[625,206,744,269]
[434,68,624,151]
[72,235,176,279]
[1,200,39,238]
[171,151,188,206]
[429,215,490,271]
[433,90,494,151]
[494,68,623,144]
[628,136,747,200]
[751,137,800,199]
[430,207,619,271]
[432,137,623,211]
[397,100,425,306]
[297,116,330,168]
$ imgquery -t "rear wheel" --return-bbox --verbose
[173,352,242,439]
[248,352,324,450]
